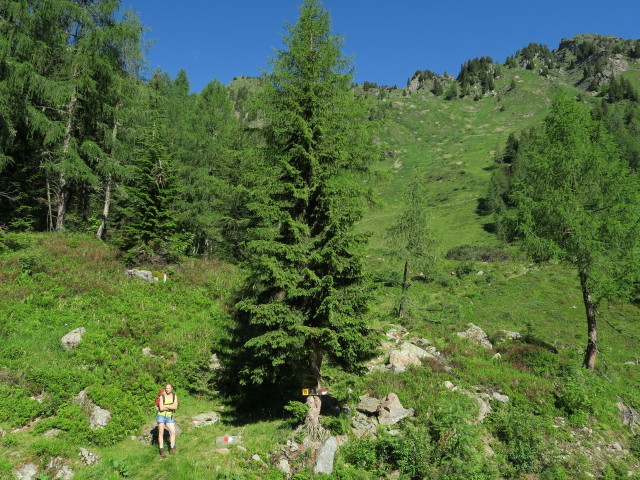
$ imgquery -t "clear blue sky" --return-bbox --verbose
[121,0,640,93]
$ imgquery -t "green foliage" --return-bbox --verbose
[630,432,640,459]
[554,374,594,424]
[284,401,309,424]
[490,408,544,473]
[445,245,510,262]
[235,0,380,389]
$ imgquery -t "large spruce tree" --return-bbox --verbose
[236,0,379,427]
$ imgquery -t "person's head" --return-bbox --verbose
[164,383,173,394]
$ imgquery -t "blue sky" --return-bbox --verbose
[121,0,640,93]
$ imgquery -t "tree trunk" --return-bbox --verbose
[96,173,112,240]
[56,92,78,231]
[580,272,598,370]
[397,259,409,318]
[304,347,325,438]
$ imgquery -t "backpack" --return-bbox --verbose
[155,390,175,408]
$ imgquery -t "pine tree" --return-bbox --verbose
[235,0,379,430]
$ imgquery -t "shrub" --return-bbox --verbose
[490,409,544,473]
[455,262,475,277]
[284,401,309,424]
[502,344,559,376]
[555,375,594,425]
[341,439,379,471]
[445,244,510,262]
[631,432,640,459]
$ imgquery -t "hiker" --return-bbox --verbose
[156,383,178,457]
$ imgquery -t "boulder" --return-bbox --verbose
[61,327,86,350]
[79,448,101,466]
[492,392,509,404]
[15,463,39,480]
[314,436,339,475]
[352,412,377,439]
[126,269,159,282]
[377,393,414,426]
[357,394,381,414]
[457,323,492,349]
[215,434,243,445]
[76,389,111,429]
[617,402,640,430]
[46,457,74,479]
[277,458,291,476]
[191,412,220,428]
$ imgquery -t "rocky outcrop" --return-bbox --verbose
[79,448,101,466]
[352,392,414,438]
[76,389,111,429]
[126,269,165,282]
[444,381,509,423]
[15,463,39,480]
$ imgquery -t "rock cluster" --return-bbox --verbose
[352,393,414,439]
[76,389,111,429]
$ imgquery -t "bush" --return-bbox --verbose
[490,409,544,473]
[631,432,640,459]
[555,375,594,425]
[284,401,309,424]
[445,244,510,262]
[502,344,559,376]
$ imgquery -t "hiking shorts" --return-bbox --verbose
[156,415,174,424]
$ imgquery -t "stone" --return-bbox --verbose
[352,412,377,439]
[377,393,414,426]
[79,448,101,466]
[209,353,222,370]
[76,389,111,429]
[43,428,63,439]
[492,353,502,360]
[357,394,381,414]
[277,458,291,475]
[457,323,492,349]
[251,454,263,463]
[15,463,39,480]
[191,412,220,427]
[0,427,5,437]
[61,327,86,350]
[610,442,623,451]
[46,457,74,479]
[215,434,243,445]
[492,393,509,404]
[126,269,159,282]
[498,330,521,340]
[313,436,338,475]
[617,402,640,429]
[444,381,456,390]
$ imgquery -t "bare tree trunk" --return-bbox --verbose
[580,271,598,370]
[56,92,77,231]
[304,347,325,438]
[397,260,409,318]
[96,173,112,240]
[46,174,53,232]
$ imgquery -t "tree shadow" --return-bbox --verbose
[476,198,492,216]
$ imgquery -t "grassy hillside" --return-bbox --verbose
[2,36,640,479]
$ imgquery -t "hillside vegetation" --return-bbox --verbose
[1,1,640,478]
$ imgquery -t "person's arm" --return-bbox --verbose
[169,395,178,410]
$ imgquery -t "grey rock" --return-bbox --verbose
[617,402,640,429]
[492,393,509,404]
[209,353,222,370]
[457,323,492,349]
[378,393,414,426]
[15,463,39,480]
[126,269,159,282]
[444,381,456,390]
[277,458,291,475]
[79,448,101,466]
[215,434,243,445]
[313,436,338,475]
[610,442,623,451]
[191,412,220,427]
[357,394,381,414]
[0,427,5,437]
[352,412,377,439]
[47,457,74,479]
[43,428,63,439]
[61,327,86,350]
[76,389,111,429]
[251,454,263,462]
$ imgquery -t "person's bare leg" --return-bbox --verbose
[167,423,176,453]
[158,423,166,456]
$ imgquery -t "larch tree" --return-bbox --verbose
[236,0,380,431]
[508,90,640,370]
[385,179,437,318]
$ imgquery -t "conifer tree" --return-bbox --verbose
[236,0,379,429]
[507,91,640,370]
